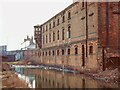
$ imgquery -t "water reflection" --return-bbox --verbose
[14,67,118,88]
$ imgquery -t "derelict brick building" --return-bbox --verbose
[34,2,120,72]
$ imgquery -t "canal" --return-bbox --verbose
[14,66,118,88]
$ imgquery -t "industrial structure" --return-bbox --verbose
[34,2,120,72]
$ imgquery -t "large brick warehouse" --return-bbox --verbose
[34,2,120,73]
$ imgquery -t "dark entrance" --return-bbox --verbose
[82,45,85,67]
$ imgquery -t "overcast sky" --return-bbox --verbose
[0,0,73,51]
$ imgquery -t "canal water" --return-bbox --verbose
[14,66,118,88]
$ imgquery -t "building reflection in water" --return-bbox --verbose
[14,67,118,88]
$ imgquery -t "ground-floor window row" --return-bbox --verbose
[38,45,94,56]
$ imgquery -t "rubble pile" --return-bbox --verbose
[93,68,120,83]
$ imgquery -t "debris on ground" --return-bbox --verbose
[92,68,120,83]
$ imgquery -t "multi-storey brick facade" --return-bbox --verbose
[34,2,120,72]
[34,25,42,49]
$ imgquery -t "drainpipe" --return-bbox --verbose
[85,1,88,58]
[102,47,105,71]
[106,2,109,48]
[118,1,120,88]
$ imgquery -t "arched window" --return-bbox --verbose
[49,23,51,29]
[46,51,47,56]
[67,48,70,55]
[43,36,44,44]
[49,33,51,42]
[46,35,47,43]
[89,46,93,54]
[39,51,41,57]
[62,28,64,40]
[68,11,71,20]
[68,26,71,38]
[46,25,48,31]
[49,50,51,56]
[62,16,65,23]
[53,21,55,28]
[43,26,44,33]
[57,18,59,25]
[57,30,59,40]
[75,46,78,55]
[53,32,55,41]
[82,0,84,7]
[57,50,59,55]
[43,51,44,56]
[53,50,55,56]
[62,49,64,55]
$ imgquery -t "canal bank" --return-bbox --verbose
[1,63,28,88]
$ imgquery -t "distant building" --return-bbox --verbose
[19,36,37,60]
[7,50,25,61]
[0,45,15,62]
[34,25,42,49]
[0,45,7,56]
[21,36,36,50]
[26,36,36,50]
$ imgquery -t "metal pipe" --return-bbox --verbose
[85,1,88,57]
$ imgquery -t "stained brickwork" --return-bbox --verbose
[34,2,120,73]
